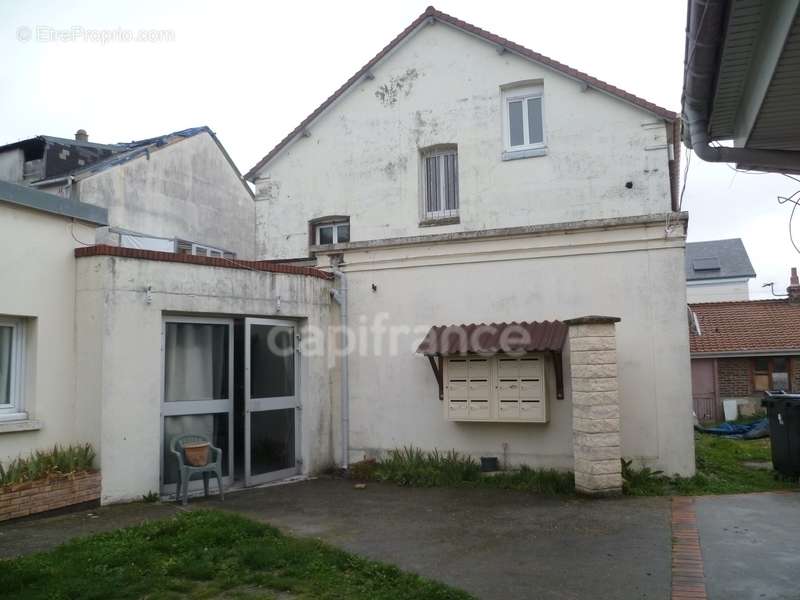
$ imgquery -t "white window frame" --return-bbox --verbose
[0,317,27,421]
[502,84,546,158]
[420,146,459,222]
[190,243,224,258]
[315,220,350,245]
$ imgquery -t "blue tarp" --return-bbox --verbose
[697,418,770,439]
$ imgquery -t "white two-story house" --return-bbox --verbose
[0,7,692,504]
[246,7,694,491]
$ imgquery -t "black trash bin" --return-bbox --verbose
[762,391,800,478]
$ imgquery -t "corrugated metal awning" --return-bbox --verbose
[416,321,568,356]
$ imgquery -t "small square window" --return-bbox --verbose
[313,218,350,245]
[502,84,545,158]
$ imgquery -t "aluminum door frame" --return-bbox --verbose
[244,317,301,486]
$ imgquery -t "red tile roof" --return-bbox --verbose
[416,320,568,356]
[689,300,800,354]
[74,245,334,280]
[245,6,678,185]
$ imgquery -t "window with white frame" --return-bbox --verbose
[503,84,545,154]
[0,318,26,420]
[176,240,230,258]
[421,146,459,221]
[314,218,350,245]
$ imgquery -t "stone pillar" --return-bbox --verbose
[564,316,622,496]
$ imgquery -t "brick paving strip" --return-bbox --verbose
[671,496,708,600]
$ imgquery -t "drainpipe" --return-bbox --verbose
[682,0,800,172]
[329,260,349,471]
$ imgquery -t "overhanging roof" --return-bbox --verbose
[681,0,800,172]
[0,179,107,225]
[246,5,677,181]
[416,321,568,356]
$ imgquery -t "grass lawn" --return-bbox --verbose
[0,510,473,600]
[624,432,800,496]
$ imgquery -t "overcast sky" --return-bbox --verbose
[2,0,798,297]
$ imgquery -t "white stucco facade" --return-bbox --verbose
[253,21,674,260]
[249,15,694,479]
[75,254,334,503]
[38,131,257,259]
[686,278,751,303]
[316,216,694,476]
[0,202,99,464]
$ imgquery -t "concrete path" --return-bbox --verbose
[0,478,671,600]
[695,492,800,600]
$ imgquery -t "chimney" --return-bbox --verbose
[74,129,88,143]
[788,267,800,303]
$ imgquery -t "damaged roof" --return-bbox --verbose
[31,127,213,184]
[245,5,678,182]
[685,238,756,281]
[689,300,800,355]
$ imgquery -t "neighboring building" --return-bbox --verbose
[0,181,107,457]
[685,238,756,303]
[247,6,694,490]
[681,0,800,174]
[689,269,800,422]
[0,127,256,259]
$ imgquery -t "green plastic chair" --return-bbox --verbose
[170,434,224,506]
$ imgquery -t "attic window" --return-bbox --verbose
[502,83,546,160]
[693,257,721,271]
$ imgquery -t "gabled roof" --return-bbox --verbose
[29,127,255,201]
[689,300,800,354]
[685,238,756,281]
[0,179,107,225]
[33,127,212,184]
[245,5,677,182]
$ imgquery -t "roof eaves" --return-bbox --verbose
[245,6,677,181]
[0,179,108,225]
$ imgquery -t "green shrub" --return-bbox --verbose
[621,458,669,496]
[0,444,95,487]
[365,446,574,495]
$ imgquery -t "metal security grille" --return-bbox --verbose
[423,149,459,219]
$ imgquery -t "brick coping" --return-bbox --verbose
[0,470,101,523]
[671,496,708,600]
[75,245,334,280]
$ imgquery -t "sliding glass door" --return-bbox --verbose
[161,316,233,496]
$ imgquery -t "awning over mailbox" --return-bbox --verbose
[416,320,568,356]
[416,321,568,399]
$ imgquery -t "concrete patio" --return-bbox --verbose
[0,478,671,600]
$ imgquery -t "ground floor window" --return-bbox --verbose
[0,317,26,420]
[752,357,791,392]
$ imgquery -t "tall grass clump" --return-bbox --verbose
[357,446,574,495]
[0,444,96,487]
